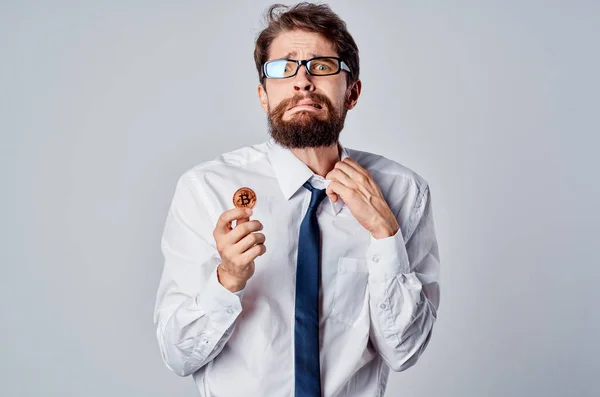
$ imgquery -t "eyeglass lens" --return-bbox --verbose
[265,58,340,78]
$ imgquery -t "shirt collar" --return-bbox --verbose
[266,137,350,216]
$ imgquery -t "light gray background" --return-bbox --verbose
[2,0,599,396]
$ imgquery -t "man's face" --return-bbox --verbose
[257,30,361,149]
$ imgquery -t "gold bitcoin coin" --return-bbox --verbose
[232,187,257,209]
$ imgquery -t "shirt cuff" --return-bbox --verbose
[194,266,244,333]
[366,227,411,282]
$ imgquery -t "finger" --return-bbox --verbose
[338,159,374,186]
[335,160,367,180]
[228,219,263,243]
[215,207,253,234]
[327,167,356,189]
[341,157,370,177]
[326,180,352,202]
[334,161,377,194]
[239,243,267,264]
[235,232,266,254]
[236,216,251,226]
[327,191,338,202]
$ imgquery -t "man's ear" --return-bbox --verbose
[257,83,269,114]
[345,79,362,110]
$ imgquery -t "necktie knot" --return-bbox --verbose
[303,181,327,209]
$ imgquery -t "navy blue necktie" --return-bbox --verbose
[294,181,327,397]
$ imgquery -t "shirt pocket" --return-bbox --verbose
[330,256,369,327]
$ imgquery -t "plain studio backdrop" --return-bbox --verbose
[1,0,599,396]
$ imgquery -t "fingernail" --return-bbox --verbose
[245,209,253,215]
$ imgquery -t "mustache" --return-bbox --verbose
[289,93,331,108]
[283,92,333,111]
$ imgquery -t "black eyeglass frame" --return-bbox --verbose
[262,56,351,79]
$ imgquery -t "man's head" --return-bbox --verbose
[254,3,362,149]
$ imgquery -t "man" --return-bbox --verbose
[154,3,440,396]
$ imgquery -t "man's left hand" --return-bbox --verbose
[325,158,400,239]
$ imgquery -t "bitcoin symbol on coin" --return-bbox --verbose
[232,187,257,209]
[240,193,251,206]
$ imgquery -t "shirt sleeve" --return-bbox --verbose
[365,183,441,372]
[154,171,245,377]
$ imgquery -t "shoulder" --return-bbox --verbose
[183,140,271,182]
[345,146,429,193]
[345,145,432,239]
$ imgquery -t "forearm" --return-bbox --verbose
[367,272,437,371]
[155,266,244,377]
[366,185,441,371]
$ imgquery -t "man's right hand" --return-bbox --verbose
[213,207,266,293]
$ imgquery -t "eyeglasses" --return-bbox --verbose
[263,56,351,79]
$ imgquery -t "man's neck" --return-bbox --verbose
[290,142,340,178]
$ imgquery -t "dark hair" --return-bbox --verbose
[254,3,360,87]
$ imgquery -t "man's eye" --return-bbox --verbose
[314,64,329,71]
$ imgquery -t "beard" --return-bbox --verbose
[267,92,347,149]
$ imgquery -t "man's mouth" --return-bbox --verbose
[291,102,323,110]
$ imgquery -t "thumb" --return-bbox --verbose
[236,216,250,225]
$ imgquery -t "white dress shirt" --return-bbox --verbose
[154,137,441,397]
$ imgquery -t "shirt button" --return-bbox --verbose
[372,255,380,263]
[380,303,387,310]
[227,307,234,314]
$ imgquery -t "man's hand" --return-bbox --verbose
[213,207,266,292]
[325,157,399,239]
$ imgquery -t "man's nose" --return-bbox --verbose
[293,65,315,92]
